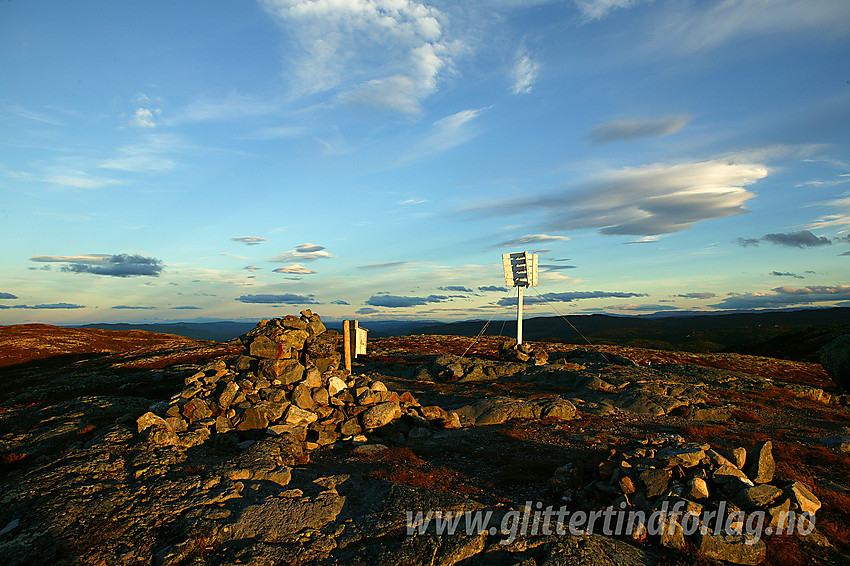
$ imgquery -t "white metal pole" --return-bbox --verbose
[517,285,524,345]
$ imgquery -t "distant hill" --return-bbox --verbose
[412,307,850,362]
[77,321,257,342]
[66,307,850,362]
[72,319,443,342]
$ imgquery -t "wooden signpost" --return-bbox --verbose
[342,320,368,373]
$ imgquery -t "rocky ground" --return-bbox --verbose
[0,321,848,566]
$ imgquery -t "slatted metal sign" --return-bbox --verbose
[502,251,538,288]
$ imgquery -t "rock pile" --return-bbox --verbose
[137,311,460,451]
[498,338,549,365]
[552,435,822,565]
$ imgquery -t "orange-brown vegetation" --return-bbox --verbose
[361,446,483,495]
[1,452,26,465]
[0,323,222,367]
[77,423,97,435]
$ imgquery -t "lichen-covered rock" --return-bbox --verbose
[303,330,341,372]
[789,481,822,515]
[229,491,345,543]
[292,382,316,411]
[258,359,305,384]
[137,411,169,433]
[737,484,782,509]
[696,532,766,565]
[328,376,347,396]
[361,402,402,429]
[249,335,283,359]
[284,405,318,426]
[541,534,659,566]
[237,407,269,432]
[453,396,576,426]
[744,440,775,484]
[301,309,327,337]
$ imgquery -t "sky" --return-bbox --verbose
[1,0,849,325]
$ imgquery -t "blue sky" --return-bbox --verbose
[2,0,849,325]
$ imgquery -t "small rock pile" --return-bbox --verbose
[552,435,822,565]
[498,338,549,365]
[137,311,460,451]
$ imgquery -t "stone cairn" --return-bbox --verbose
[552,434,822,565]
[498,337,549,365]
[137,311,460,451]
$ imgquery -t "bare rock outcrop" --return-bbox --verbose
[820,333,850,392]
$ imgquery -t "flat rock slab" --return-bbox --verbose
[697,532,766,565]
[541,534,659,566]
[229,491,345,542]
[454,396,576,426]
[340,532,487,566]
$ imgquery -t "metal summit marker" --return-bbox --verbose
[501,251,538,345]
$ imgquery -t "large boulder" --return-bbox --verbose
[360,402,402,429]
[820,334,850,391]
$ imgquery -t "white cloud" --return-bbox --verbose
[468,158,768,236]
[400,107,488,162]
[9,105,65,127]
[241,126,306,140]
[41,173,121,189]
[130,94,162,128]
[656,0,850,53]
[574,0,653,21]
[494,234,571,248]
[261,0,455,115]
[356,261,410,270]
[542,271,577,283]
[99,134,179,172]
[173,93,281,124]
[271,243,335,262]
[232,236,268,245]
[131,107,160,129]
[626,235,662,244]
[31,254,113,263]
[710,284,850,309]
[808,195,850,231]
[511,50,539,94]
[589,115,690,143]
[273,263,317,274]
[296,243,325,253]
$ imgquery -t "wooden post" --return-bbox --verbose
[343,320,352,374]
[517,286,524,345]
